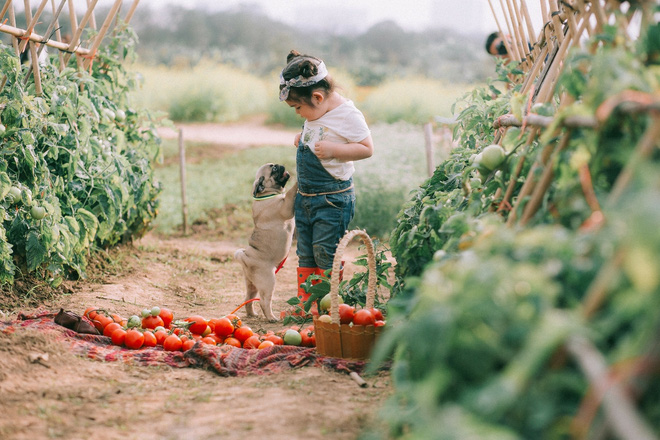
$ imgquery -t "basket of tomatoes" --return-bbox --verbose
[313,229,384,360]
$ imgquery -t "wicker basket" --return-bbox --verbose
[313,229,383,360]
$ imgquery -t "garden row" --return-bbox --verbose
[370,2,660,439]
[0,28,161,287]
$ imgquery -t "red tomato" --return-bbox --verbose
[103,322,122,338]
[185,315,208,335]
[265,334,284,346]
[158,308,174,328]
[141,315,164,330]
[163,334,182,351]
[154,329,169,345]
[300,327,316,347]
[338,304,355,325]
[92,315,111,332]
[143,331,157,347]
[370,308,385,321]
[258,340,275,349]
[212,317,234,337]
[182,339,195,351]
[353,309,376,326]
[111,313,125,324]
[206,333,223,344]
[223,337,242,348]
[233,326,253,344]
[243,335,262,349]
[84,307,98,321]
[111,328,126,346]
[125,329,145,349]
[201,336,217,345]
[225,313,242,329]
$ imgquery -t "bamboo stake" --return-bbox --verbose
[23,0,43,96]
[24,0,67,81]
[50,0,65,70]
[178,128,189,235]
[62,0,99,66]
[87,0,96,29]
[549,0,564,45]
[519,0,537,45]
[19,0,49,54]
[589,0,608,34]
[566,335,659,440]
[123,0,140,25]
[67,0,83,70]
[8,1,19,56]
[511,0,529,57]
[519,130,572,225]
[499,0,522,61]
[520,44,549,96]
[505,0,527,60]
[83,0,122,71]
[0,0,12,23]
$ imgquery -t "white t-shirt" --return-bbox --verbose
[301,100,371,180]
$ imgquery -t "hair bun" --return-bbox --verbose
[286,50,302,64]
[299,60,318,78]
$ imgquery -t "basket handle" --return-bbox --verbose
[329,229,378,324]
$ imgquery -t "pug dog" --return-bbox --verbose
[234,163,297,322]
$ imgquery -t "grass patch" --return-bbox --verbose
[130,61,270,122]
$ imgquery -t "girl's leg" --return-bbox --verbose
[311,191,355,270]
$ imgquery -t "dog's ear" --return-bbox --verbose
[253,176,265,197]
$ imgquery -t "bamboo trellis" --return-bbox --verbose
[0,0,140,95]
[486,2,659,439]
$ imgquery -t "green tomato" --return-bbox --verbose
[480,144,506,171]
[150,306,161,317]
[22,188,32,206]
[30,205,46,220]
[319,293,343,312]
[115,109,126,121]
[283,329,302,346]
[141,308,151,318]
[127,315,141,328]
[6,186,21,204]
[0,123,5,134]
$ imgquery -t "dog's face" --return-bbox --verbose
[253,163,290,197]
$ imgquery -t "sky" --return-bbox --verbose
[73,0,546,37]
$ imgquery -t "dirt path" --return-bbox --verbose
[0,119,393,440]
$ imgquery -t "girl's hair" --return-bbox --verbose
[280,50,335,106]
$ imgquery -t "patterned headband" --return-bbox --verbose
[279,61,328,101]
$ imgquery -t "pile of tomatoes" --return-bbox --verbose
[317,298,386,327]
[83,306,316,351]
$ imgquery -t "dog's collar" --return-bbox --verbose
[253,194,278,201]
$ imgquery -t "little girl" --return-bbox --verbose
[279,50,374,304]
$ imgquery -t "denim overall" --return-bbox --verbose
[295,138,355,270]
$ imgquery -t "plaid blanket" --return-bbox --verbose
[0,311,366,376]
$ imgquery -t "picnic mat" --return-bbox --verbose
[0,311,368,376]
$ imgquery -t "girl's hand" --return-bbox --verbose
[314,140,335,159]
[294,133,301,147]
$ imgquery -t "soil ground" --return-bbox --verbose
[0,120,393,440]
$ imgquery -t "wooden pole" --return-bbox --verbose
[19,0,50,54]
[124,0,140,25]
[83,0,122,70]
[24,0,67,80]
[0,22,91,56]
[423,122,435,177]
[62,0,99,66]
[178,128,189,235]
[23,0,43,96]
[50,0,66,70]
[86,0,96,29]
[8,2,20,56]
[0,0,12,23]
[499,0,521,61]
